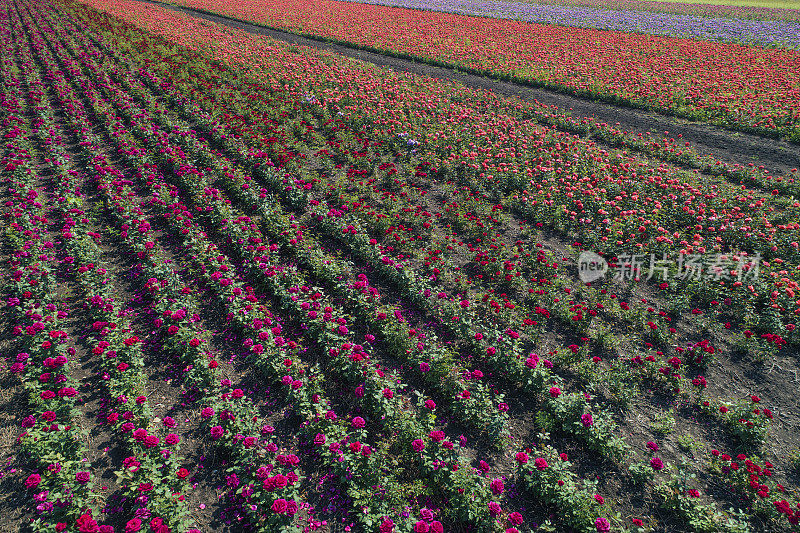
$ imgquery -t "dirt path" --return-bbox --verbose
[138,0,800,177]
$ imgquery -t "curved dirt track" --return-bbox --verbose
[143,0,800,177]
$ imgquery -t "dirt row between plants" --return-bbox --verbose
[137,0,800,178]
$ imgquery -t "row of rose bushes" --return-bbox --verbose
[8,0,800,530]
[18,8,323,530]
[59,5,796,532]
[9,4,321,532]
[26,1,635,530]
[19,6,517,531]
[79,0,792,476]
[18,12,207,529]
[73,0,800,344]
[1,9,108,529]
[84,0,790,459]
[154,0,800,140]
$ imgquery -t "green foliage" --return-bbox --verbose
[651,411,676,436]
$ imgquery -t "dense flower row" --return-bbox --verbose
[83,0,792,460]
[148,0,800,140]
[110,10,785,459]
[5,0,799,531]
[54,5,640,528]
[337,0,800,48]
[1,9,106,529]
[77,0,800,342]
[13,7,227,529]
[11,6,302,531]
[27,11,321,529]
[511,0,800,23]
[25,6,522,528]
[21,16,201,527]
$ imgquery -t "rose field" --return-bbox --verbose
[1,0,800,531]
[162,0,800,141]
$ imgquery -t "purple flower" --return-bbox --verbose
[412,439,425,452]
[650,457,665,471]
[581,413,594,428]
[271,498,288,514]
[595,517,611,533]
[25,474,41,489]
[286,499,299,516]
[76,471,91,484]
[352,416,366,428]
[343,0,800,48]
[210,426,224,439]
[490,478,505,495]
